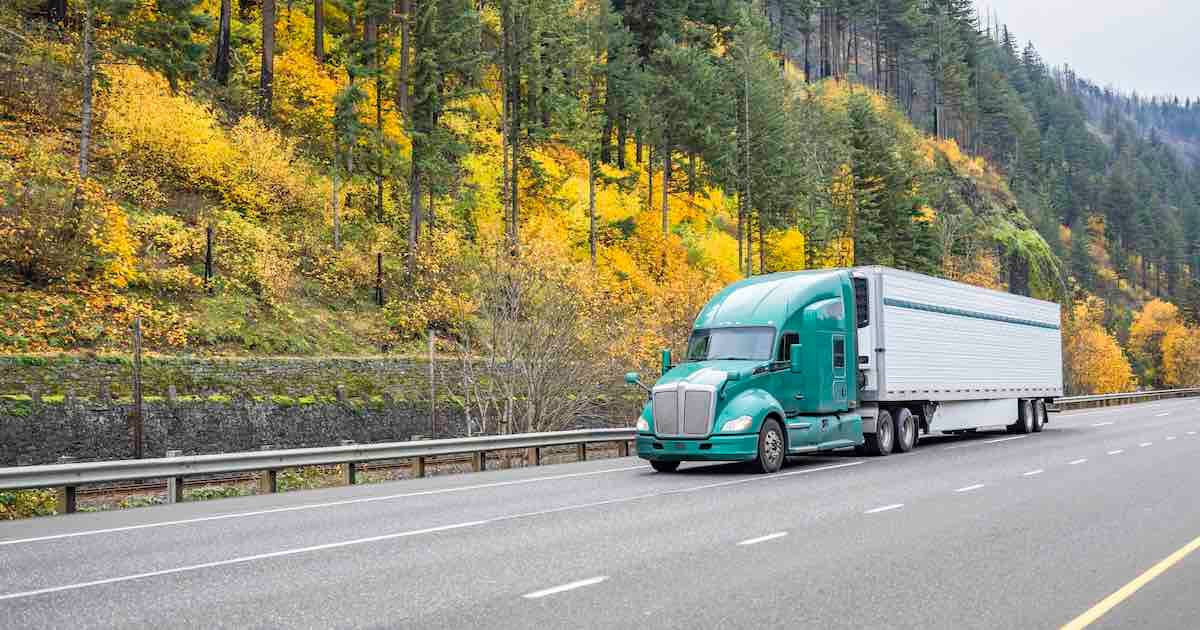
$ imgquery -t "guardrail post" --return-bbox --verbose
[165,450,184,503]
[56,485,77,514]
[413,456,426,478]
[526,447,540,466]
[342,462,359,485]
[471,451,485,472]
[617,440,630,457]
[258,445,278,493]
[577,443,587,462]
[55,456,77,514]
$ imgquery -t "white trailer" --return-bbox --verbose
[851,266,1063,438]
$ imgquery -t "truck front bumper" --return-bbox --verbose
[636,433,759,462]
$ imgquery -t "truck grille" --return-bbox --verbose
[653,387,714,437]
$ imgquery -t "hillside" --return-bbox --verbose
[0,1,1197,394]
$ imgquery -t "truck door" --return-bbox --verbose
[831,333,849,439]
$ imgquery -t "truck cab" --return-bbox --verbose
[628,270,864,473]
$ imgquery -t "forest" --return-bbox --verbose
[1,0,1199,402]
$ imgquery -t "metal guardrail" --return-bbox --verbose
[0,428,636,513]
[1049,388,1200,412]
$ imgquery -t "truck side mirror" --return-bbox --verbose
[625,371,650,394]
[790,343,803,374]
[661,349,672,374]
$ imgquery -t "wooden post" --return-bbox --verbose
[428,330,435,435]
[204,226,214,295]
[165,450,184,503]
[342,462,359,485]
[413,456,426,478]
[258,469,278,494]
[471,451,485,472]
[577,443,587,462]
[130,318,144,459]
[617,440,630,457]
[56,486,77,514]
[375,252,384,306]
[526,447,540,466]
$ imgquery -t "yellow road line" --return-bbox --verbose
[1062,534,1200,629]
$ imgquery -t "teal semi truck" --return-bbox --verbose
[625,266,1064,473]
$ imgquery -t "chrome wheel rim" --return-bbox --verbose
[881,417,893,451]
[901,416,913,447]
[764,429,783,465]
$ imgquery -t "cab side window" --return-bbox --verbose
[777,332,800,362]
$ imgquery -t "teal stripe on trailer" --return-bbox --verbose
[883,297,1060,330]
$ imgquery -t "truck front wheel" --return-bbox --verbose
[650,460,680,473]
[863,410,894,456]
[750,418,786,474]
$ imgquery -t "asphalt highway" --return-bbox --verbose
[2,398,1199,629]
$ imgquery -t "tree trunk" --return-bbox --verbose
[79,0,94,179]
[259,0,276,121]
[408,160,422,274]
[398,0,410,116]
[46,0,68,24]
[758,212,765,274]
[616,117,626,169]
[314,0,324,63]
[661,139,670,236]
[688,152,696,198]
[214,0,232,85]
[588,154,597,265]
[331,172,342,250]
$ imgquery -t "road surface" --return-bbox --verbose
[2,398,1199,629]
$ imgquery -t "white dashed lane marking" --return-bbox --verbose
[1108,450,1124,455]
[737,532,789,546]
[1156,412,1171,417]
[1092,422,1115,427]
[1140,442,1153,447]
[522,576,608,599]
[955,484,985,493]
[1069,458,1088,465]
[1023,469,1044,477]
[865,504,904,515]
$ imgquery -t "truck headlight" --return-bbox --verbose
[636,417,650,432]
[720,415,753,433]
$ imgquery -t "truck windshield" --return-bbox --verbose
[687,327,775,362]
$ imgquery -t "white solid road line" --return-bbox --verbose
[0,464,644,548]
[1092,422,1115,427]
[1023,469,1044,477]
[982,436,1026,444]
[0,520,490,602]
[522,576,609,600]
[737,532,789,546]
[955,484,985,493]
[1108,450,1124,455]
[1069,458,1088,465]
[1140,442,1153,447]
[865,504,904,514]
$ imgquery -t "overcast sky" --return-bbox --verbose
[977,0,1200,100]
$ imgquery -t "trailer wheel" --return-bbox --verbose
[1031,400,1045,433]
[750,418,786,474]
[863,409,894,456]
[650,460,680,473]
[1009,399,1033,434]
[893,408,917,453]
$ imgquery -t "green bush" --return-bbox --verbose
[0,489,57,519]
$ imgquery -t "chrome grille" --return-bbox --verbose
[683,391,713,435]
[653,391,679,435]
[653,386,714,437]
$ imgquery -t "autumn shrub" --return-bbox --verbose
[1129,299,1180,387]
[1162,324,1200,387]
[0,140,136,288]
[0,489,57,520]
[1063,296,1136,394]
[206,209,294,305]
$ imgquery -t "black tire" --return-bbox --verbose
[893,408,917,453]
[750,418,786,474]
[1009,399,1033,434]
[863,409,894,456]
[650,460,680,473]
[1031,399,1045,433]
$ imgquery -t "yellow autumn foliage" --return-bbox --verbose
[1162,324,1200,387]
[1128,299,1180,386]
[1062,297,1136,394]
